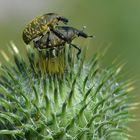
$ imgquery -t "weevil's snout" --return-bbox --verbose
[88,35,93,38]
[78,31,93,38]
[57,16,69,24]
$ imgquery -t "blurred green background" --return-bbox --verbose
[0,0,139,139]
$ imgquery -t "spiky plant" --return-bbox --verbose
[0,42,134,140]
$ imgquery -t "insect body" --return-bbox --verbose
[22,13,68,44]
[33,26,92,57]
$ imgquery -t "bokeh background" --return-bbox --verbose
[0,0,139,139]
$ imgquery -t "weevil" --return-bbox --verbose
[22,13,68,44]
[33,26,92,58]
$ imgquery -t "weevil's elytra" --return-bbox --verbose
[22,13,68,44]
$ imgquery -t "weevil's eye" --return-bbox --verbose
[57,16,69,24]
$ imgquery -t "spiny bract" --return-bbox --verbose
[0,43,134,140]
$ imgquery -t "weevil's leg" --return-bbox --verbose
[70,43,81,59]
[33,39,45,51]
[33,40,40,49]
[46,31,50,47]
[33,33,45,49]
[33,40,37,48]
[47,47,58,58]
[50,28,67,41]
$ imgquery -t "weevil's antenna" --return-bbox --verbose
[82,26,87,31]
